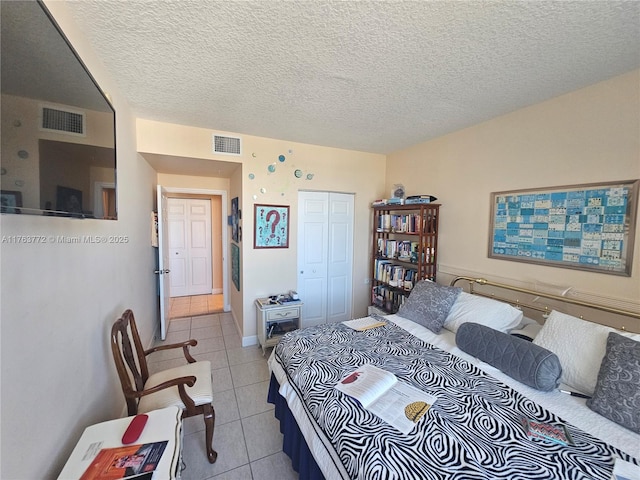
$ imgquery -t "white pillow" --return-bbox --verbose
[443,292,523,334]
[533,310,640,396]
[510,322,543,341]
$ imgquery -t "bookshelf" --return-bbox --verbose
[371,203,440,314]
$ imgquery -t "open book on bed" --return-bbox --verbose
[335,364,437,434]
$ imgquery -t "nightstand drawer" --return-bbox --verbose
[266,306,300,321]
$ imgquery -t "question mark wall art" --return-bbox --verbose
[254,204,290,248]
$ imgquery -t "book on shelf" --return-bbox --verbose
[335,364,436,434]
[521,417,574,446]
[79,441,168,480]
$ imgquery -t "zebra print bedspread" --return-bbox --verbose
[273,321,638,480]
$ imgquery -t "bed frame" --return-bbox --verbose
[450,276,640,331]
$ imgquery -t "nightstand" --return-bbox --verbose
[256,299,302,355]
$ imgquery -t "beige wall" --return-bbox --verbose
[0,2,159,479]
[138,119,386,344]
[387,69,640,327]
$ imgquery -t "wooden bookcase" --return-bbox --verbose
[371,203,440,314]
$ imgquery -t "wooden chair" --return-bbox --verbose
[111,309,217,463]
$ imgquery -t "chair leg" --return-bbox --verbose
[202,403,217,463]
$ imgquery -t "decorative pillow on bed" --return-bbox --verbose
[397,280,461,333]
[510,321,542,342]
[533,310,619,396]
[587,332,640,433]
[456,322,562,391]
[443,292,523,334]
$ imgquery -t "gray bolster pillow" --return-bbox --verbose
[455,322,562,391]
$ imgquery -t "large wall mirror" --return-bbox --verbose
[1,0,117,219]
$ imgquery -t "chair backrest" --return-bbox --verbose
[111,309,150,415]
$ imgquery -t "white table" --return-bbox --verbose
[57,406,183,479]
[256,299,302,354]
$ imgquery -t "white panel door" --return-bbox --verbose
[297,192,329,327]
[326,194,354,323]
[188,200,212,293]
[168,199,188,297]
[297,191,353,327]
[168,198,212,297]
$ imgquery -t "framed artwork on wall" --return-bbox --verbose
[488,180,639,276]
[254,204,289,248]
[231,243,240,291]
[0,190,22,214]
[231,197,240,243]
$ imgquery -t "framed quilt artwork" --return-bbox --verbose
[489,180,639,276]
[231,243,240,291]
[254,204,289,248]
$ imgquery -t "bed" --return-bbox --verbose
[267,277,640,479]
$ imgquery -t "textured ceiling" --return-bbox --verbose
[65,0,640,155]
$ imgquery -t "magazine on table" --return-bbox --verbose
[79,441,168,480]
[335,363,436,434]
[521,417,574,446]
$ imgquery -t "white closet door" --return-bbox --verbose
[297,192,329,327]
[326,193,354,323]
[297,191,353,327]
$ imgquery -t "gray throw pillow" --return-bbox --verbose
[456,322,562,391]
[587,332,640,433]
[397,280,461,333]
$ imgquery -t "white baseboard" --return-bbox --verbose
[242,335,259,347]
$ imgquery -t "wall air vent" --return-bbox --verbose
[212,134,242,156]
[40,105,86,136]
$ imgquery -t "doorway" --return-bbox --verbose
[160,187,230,314]
[167,197,213,297]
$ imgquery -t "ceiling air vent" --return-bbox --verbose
[212,134,241,156]
[40,105,86,136]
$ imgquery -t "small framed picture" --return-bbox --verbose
[0,190,22,214]
[254,204,289,248]
[231,197,240,243]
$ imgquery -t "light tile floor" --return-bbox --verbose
[148,313,299,480]
[170,294,225,319]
